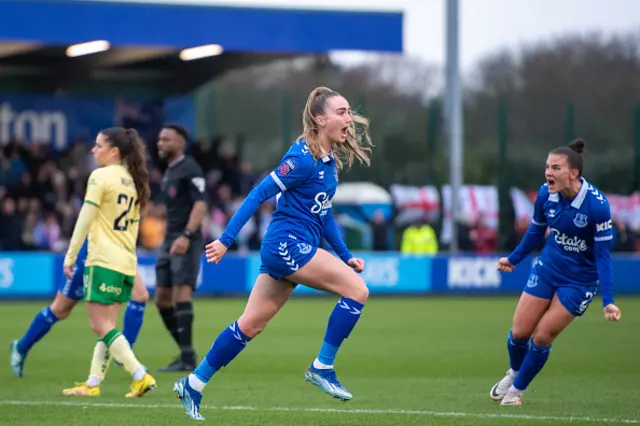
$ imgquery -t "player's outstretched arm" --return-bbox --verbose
[218,176,280,249]
[207,171,288,264]
[505,225,547,267]
[219,153,312,249]
[505,187,549,266]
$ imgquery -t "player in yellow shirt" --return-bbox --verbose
[61,127,156,398]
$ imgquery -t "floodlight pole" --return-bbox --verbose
[445,0,463,254]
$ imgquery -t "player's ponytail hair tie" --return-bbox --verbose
[125,128,137,146]
[297,86,373,171]
[567,138,585,155]
[550,138,586,176]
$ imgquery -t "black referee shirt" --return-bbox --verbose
[160,155,206,237]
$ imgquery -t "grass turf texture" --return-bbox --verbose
[1,297,638,425]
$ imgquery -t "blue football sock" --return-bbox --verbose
[18,306,59,356]
[317,297,365,366]
[123,301,146,348]
[193,321,251,384]
[507,329,529,371]
[513,340,552,391]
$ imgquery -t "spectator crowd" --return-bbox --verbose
[1,137,638,255]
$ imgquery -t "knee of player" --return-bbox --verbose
[340,277,369,304]
[237,315,267,340]
[532,330,556,347]
[510,325,533,341]
[50,304,72,320]
[175,285,193,303]
[154,292,172,309]
[50,296,78,320]
[132,285,149,303]
[89,319,113,337]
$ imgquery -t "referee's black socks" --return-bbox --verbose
[175,301,196,364]
[159,306,180,346]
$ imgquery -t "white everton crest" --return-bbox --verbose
[573,213,588,228]
[297,242,313,255]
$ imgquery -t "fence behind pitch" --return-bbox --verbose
[0,251,638,298]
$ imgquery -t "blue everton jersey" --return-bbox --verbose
[220,139,351,263]
[265,141,338,246]
[530,178,613,285]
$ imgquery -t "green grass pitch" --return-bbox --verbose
[1,296,639,425]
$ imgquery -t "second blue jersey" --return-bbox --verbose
[507,177,615,307]
[528,179,612,285]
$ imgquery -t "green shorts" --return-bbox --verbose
[83,265,134,305]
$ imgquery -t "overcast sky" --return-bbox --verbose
[325,0,640,70]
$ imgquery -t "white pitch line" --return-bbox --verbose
[2,400,640,424]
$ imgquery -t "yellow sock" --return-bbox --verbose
[103,329,144,380]
[88,340,111,382]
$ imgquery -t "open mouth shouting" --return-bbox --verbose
[546,178,556,191]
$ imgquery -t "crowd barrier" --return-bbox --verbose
[0,252,639,298]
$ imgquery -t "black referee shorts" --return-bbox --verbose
[155,234,203,289]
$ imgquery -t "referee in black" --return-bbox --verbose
[155,124,207,372]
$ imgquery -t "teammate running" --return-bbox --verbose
[490,139,621,405]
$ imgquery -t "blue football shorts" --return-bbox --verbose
[60,240,88,300]
[259,236,317,280]
[60,259,86,300]
[523,265,598,317]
